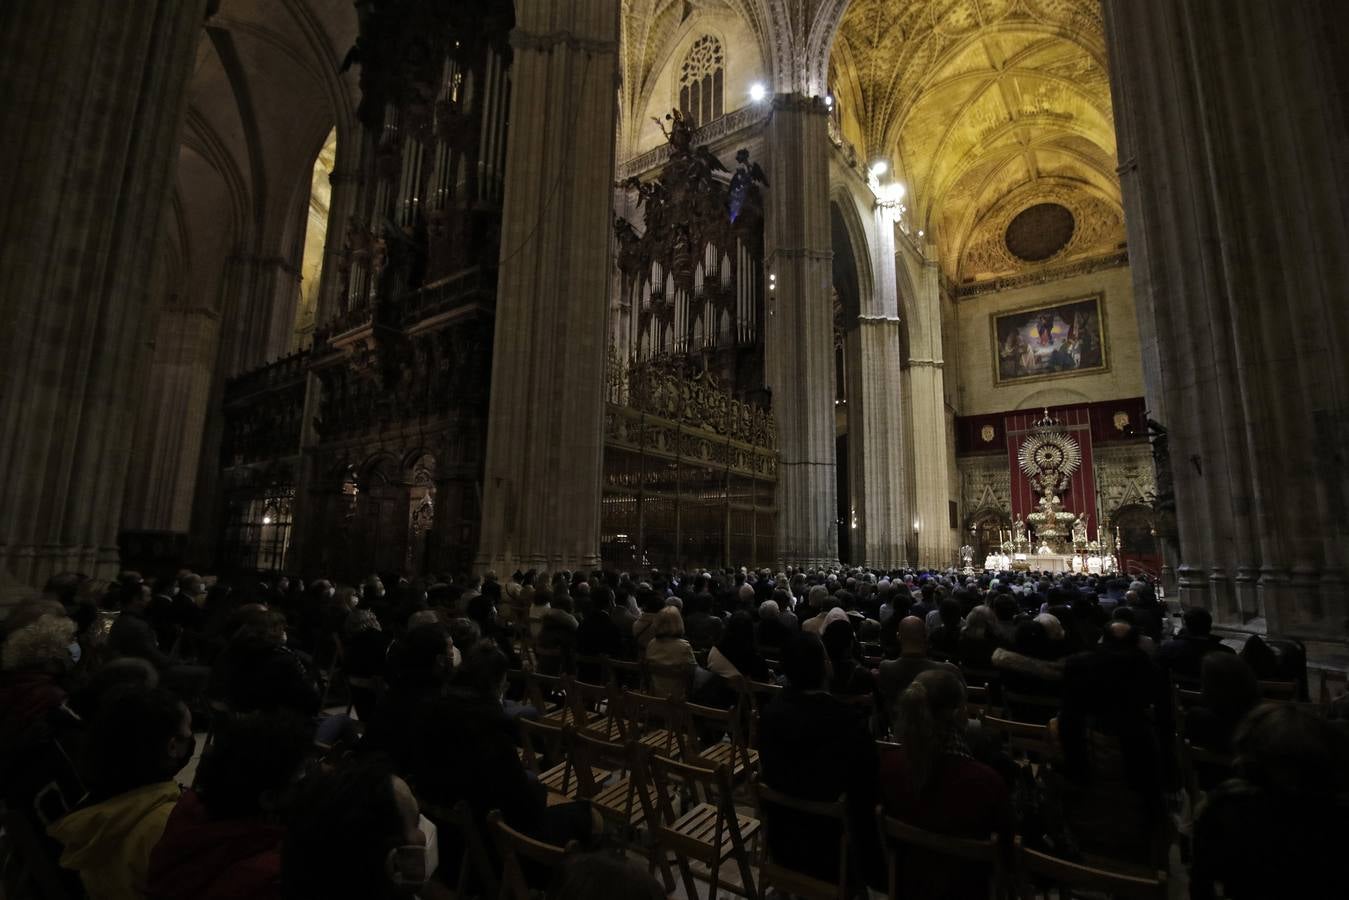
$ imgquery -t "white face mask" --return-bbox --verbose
[389,814,438,890]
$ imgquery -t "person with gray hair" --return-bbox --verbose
[0,613,78,745]
[756,598,794,649]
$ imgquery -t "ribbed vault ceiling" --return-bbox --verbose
[834,0,1124,283]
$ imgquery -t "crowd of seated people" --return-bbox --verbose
[1,564,1346,899]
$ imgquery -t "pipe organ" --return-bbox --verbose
[614,110,768,404]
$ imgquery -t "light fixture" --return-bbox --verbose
[768,271,776,292]
[868,159,888,178]
[912,519,921,533]
[917,229,925,237]
[878,181,905,205]
[749,83,767,102]
[263,515,272,525]
[825,94,834,108]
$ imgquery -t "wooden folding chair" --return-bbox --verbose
[574,653,609,686]
[876,809,1005,900]
[606,656,644,691]
[517,719,605,800]
[1181,738,1235,801]
[965,683,991,717]
[644,659,694,700]
[960,667,1003,705]
[622,689,691,761]
[646,754,760,900]
[736,679,782,749]
[1001,689,1061,725]
[570,731,673,843]
[1016,843,1167,899]
[687,697,759,782]
[1175,687,1204,710]
[486,809,579,900]
[526,671,574,727]
[568,676,623,742]
[751,775,850,900]
[982,715,1055,763]
[532,644,571,676]
[421,799,499,900]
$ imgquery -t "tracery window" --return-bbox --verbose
[679,36,724,128]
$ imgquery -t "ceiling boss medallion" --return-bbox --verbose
[1005,202,1076,263]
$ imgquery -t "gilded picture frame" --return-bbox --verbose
[991,293,1108,386]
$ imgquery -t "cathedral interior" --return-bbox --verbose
[2,0,1347,660]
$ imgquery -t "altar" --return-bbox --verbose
[1025,553,1073,573]
[975,411,1122,577]
[982,550,1116,575]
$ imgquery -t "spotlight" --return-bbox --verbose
[749,83,767,102]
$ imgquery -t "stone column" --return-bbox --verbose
[476,0,620,574]
[904,246,955,569]
[845,208,907,569]
[763,96,839,569]
[0,0,208,599]
[1103,0,1349,635]
[121,307,221,533]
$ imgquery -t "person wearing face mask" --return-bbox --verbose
[146,710,314,900]
[281,763,437,900]
[48,686,195,900]
[210,608,321,720]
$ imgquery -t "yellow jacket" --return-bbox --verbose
[48,781,181,900]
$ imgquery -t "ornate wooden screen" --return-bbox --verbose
[601,353,777,570]
[613,109,769,404]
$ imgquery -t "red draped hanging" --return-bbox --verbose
[1005,405,1098,539]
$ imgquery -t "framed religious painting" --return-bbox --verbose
[991,294,1108,385]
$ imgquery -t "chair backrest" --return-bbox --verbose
[1017,843,1167,899]
[421,799,499,900]
[569,677,623,741]
[486,809,577,900]
[875,808,1002,900]
[516,716,566,775]
[574,653,609,684]
[622,689,692,760]
[982,714,1054,760]
[751,774,849,900]
[686,696,755,773]
[1175,687,1204,709]
[605,656,643,690]
[526,670,570,711]
[570,731,644,826]
[1001,689,1061,724]
[532,643,571,676]
[643,659,694,699]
